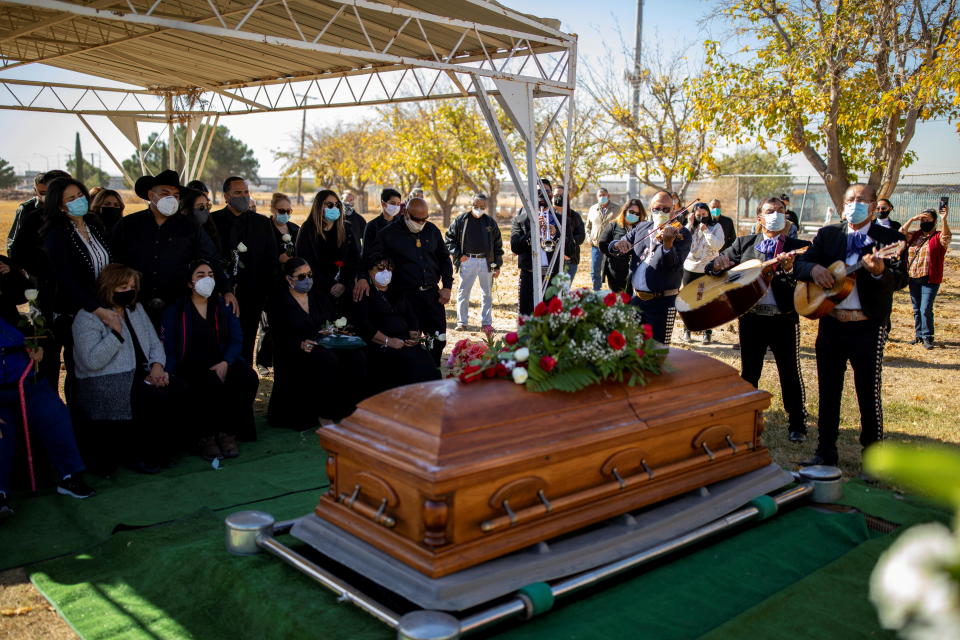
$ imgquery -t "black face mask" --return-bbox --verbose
[193,208,210,225]
[920,220,936,232]
[114,290,136,308]
[698,215,713,225]
[553,195,565,206]
[99,206,122,219]
[876,209,891,219]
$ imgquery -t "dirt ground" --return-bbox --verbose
[0,197,957,638]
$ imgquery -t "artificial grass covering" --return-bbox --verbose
[10,423,953,640]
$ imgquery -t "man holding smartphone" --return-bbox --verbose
[901,197,952,349]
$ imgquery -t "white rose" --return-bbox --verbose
[436,332,446,342]
[237,242,248,253]
[513,347,529,362]
[334,317,348,328]
[24,289,38,302]
[281,234,292,243]
[511,366,528,384]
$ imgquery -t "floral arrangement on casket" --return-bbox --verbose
[446,274,668,392]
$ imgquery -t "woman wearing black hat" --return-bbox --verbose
[112,170,236,326]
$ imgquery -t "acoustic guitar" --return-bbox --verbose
[793,241,905,319]
[676,247,809,331]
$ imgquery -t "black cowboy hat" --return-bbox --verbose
[135,169,190,199]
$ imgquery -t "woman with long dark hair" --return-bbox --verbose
[266,257,367,428]
[598,199,644,294]
[89,188,125,232]
[160,260,258,460]
[41,177,116,392]
[294,189,360,314]
[179,187,221,250]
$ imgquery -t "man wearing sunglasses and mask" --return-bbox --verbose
[367,197,452,366]
[610,190,691,346]
[794,183,908,469]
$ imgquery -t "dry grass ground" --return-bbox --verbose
[0,197,957,638]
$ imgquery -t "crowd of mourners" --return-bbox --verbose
[0,167,952,518]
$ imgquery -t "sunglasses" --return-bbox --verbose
[276,208,292,215]
[876,208,891,212]
[651,206,673,213]
[290,272,313,281]
[323,201,341,209]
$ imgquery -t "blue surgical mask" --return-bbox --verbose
[292,277,313,293]
[844,201,870,225]
[625,212,640,224]
[599,196,609,205]
[710,207,721,218]
[66,196,88,218]
[276,213,291,225]
[323,207,340,222]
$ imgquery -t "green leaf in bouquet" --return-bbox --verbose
[863,443,960,509]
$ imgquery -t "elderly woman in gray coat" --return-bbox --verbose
[72,263,173,475]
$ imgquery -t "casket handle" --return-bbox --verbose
[337,476,398,529]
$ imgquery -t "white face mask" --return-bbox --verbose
[471,208,485,217]
[374,269,393,286]
[384,203,401,217]
[405,217,426,233]
[155,195,179,217]
[652,212,669,226]
[193,276,215,298]
[762,211,786,232]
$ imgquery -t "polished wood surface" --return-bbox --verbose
[315,348,773,578]
[676,260,770,331]
[793,260,855,319]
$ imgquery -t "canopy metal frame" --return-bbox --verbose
[0,0,576,307]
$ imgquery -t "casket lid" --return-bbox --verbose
[323,348,768,480]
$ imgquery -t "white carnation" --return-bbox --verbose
[24,288,38,302]
[511,366,528,384]
[334,317,348,328]
[237,242,248,253]
[514,347,529,362]
[281,234,292,243]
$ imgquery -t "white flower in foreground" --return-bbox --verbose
[513,347,529,362]
[334,317,348,328]
[281,233,292,243]
[870,522,960,639]
[236,242,248,253]
[435,332,446,341]
[24,289,38,302]
[511,366,528,384]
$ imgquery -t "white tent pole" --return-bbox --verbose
[523,83,544,309]
[194,114,219,185]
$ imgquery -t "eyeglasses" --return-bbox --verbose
[651,206,673,213]
[290,271,313,281]
[322,201,341,209]
[276,208,292,214]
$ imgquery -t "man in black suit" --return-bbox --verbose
[706,197,812,443]
[610,190,692,346]
[874,199,902,233]
[793,183,908,467]
[708,198,737,251]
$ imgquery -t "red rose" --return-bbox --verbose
[620,292,631,304]
[642,324,654,340]
[547,297,563,314]
[533,301,548,317]
[334,260,344,268]
[460,364,482,383]
[505,331,519,345]
[494,363,508,377]
[607,330,626,350]
[635,348,645,358]
[483,366,497,378]
[570,306,584,317]
[604,292,617,307]
[539,355,557,372]
[518,316,525,326]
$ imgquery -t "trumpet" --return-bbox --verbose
[538,211,556,252]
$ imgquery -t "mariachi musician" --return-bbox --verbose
[706,197,811,443]
[610,190,691,346]
[793,184,907,469]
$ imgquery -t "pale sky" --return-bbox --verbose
[0,0,956,180]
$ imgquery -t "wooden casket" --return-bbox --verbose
[316,348,772,578]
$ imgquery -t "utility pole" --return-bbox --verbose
[627,0,643,200]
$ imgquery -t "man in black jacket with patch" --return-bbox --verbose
[368,197,452,365]
[445,193,503,333]
[211,176,278,364]
[706,197,811,443]
[793,183,908,468]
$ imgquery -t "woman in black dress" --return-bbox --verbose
[598,199,645,294]
[256,192,300,369]
[294,189,360,317]
[160,260,258,460]
[353,257,440,396]
[266,258,367,428]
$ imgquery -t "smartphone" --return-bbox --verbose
[940,196,949,210]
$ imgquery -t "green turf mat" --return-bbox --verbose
[701,534,901,640]
[838,479,951,527]
[30,505,874,640]
[2,425,328,571]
